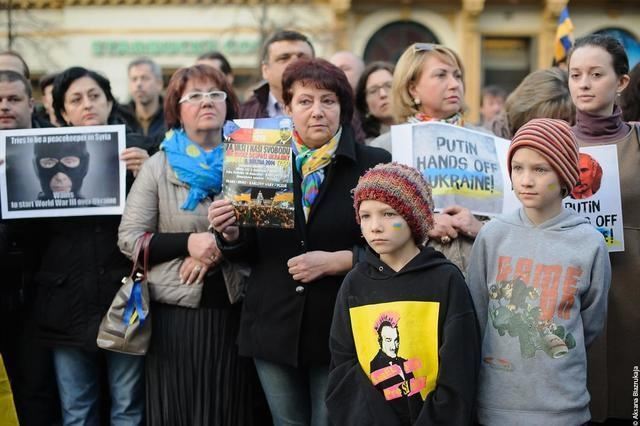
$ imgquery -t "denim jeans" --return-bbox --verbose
[254,358,329,426]
[52,347,144,426]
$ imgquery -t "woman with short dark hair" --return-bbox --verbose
[209,58,390,426]
[34,66,153,425]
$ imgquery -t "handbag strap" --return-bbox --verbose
[130,232,153,279]
[128,235,145,278]
[142,232,152,279]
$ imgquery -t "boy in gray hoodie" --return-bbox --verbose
[467,118,611,426]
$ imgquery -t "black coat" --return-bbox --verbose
[32,132,153,350]
[221,126,390,367]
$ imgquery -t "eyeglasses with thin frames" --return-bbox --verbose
[179,90,227,104]
[365,81,393,97]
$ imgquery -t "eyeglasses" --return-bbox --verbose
[365,81,393,97]
[179,90,227,104]
[413,43,436,53]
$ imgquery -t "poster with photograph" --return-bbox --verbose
[392,122,520,216]
[563,145,624,252]
[222,117,294,229]
[0,125,126,219]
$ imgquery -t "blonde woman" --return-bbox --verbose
[370,43,484,272]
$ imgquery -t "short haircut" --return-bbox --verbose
[196,51,233,76]
[282,58,353,126]
[502,68,575,137]
[0,50,30,79]
[164,64,239,130]
[39,73,58,92]
[569,33,629,78]
[481,85,507,103]
[127,57,163,80]
[392,43,465,123]
[52,67,117,126]
[261,30,315,63]
[0,69,32,97]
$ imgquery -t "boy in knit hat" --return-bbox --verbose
[326,162,480,426]
[467,118,611,426]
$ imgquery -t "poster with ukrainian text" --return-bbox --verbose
[392,122,519,216]
[222,117,294,229]
[0,125,126,219]
[349,301,440,401]
[563,145,623,252]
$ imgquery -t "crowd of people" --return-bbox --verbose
[0,28,638,426]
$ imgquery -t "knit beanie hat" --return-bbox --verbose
[507,118,579,193]
[353,162,434,244]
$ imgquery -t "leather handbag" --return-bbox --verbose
[97,232,152,355]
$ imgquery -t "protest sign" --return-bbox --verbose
[223,117,294,229]
[0,125,126,219]
[563,145,623,252]
[392,122,520,216]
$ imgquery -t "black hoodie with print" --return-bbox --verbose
[327,247,480,425]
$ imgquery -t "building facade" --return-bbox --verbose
[2,0,639,120]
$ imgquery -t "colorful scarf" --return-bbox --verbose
[409,112,465,127]
[161,128,224,211]
[292,127,342,221]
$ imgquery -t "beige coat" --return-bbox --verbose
[118,151,247,308]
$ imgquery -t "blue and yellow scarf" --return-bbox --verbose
[161,128,224,211]
[292,127,341,221]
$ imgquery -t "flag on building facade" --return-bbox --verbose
[554,7,574,64]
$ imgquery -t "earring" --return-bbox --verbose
[414,97,421,106]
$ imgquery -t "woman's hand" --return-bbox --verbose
[208,199,239,242]
[441,205,483,239]
[187,232,221,266]
[428,213,459,242]
[179,256,208,285]
[120,147,150,177]
[287,250,352,283]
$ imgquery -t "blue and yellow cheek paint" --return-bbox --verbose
[392,222,403,230]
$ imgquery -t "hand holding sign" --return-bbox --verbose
[441,205,484,238]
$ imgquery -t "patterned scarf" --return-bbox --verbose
[409,112,465,127]
[292,127,342,221]
[161,128,224,211]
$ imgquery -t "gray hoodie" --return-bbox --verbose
[467,208,611,426]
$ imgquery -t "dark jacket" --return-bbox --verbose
[239,81,270,120]
[121,99,167,143]
[327,248,480,426]
[239,82,367,144]
[220,126,389,367]
[32,132,154,350]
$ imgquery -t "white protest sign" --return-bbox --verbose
[392,121,520,216]
[0,125,127,219]
[563,144,624,252]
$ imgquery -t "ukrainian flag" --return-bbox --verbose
[554,7,574,64]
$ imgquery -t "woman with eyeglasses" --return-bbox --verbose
[118,65,254,425]
[30,66,155,425]
[355,61,395,143]
[370,43,486,273]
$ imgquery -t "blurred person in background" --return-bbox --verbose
[355,61,394,143]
